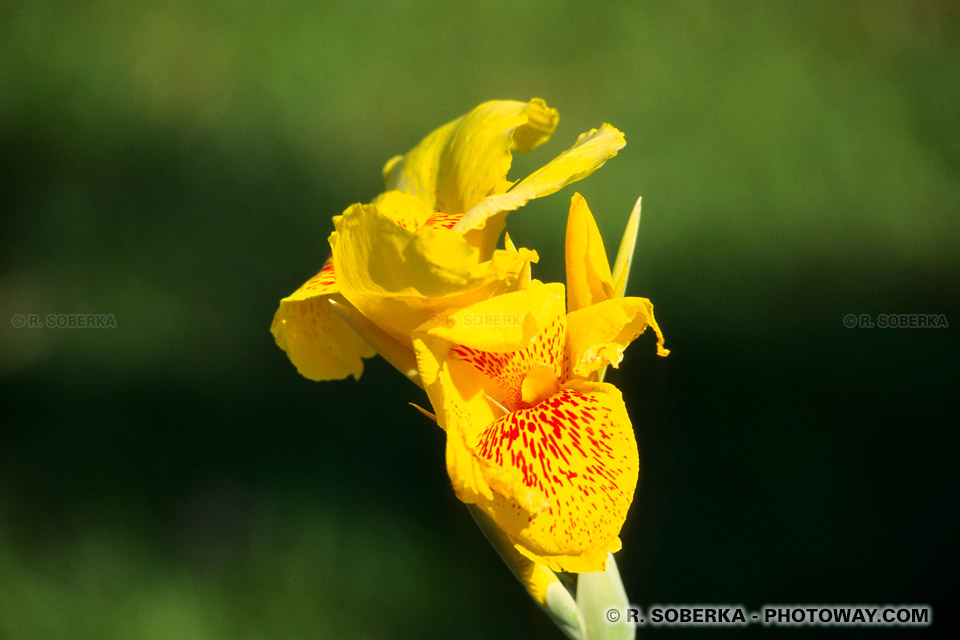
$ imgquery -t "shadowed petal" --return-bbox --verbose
[270,258,376,380]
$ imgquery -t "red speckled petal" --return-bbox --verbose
[451,316,567,411]
[270,256,377,381]
[469,380,638,573]
[421,212,464,230]
[368,190,435,231]
[291,255,338,298]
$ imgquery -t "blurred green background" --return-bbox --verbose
[1,0,956,638]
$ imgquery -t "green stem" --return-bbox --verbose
[467,505,635,640]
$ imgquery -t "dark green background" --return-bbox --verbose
[1,1,956,638]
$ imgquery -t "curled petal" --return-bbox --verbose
[383,99,559,215]
[454,124,626,234]
[566,297,669,379]
[332,203,537,346]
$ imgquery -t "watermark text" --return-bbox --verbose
[843,313,947,329]
[11,313,117,329]
[427,312,525,328]
[606,604,931,628]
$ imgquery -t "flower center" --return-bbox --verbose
[520,362,560,408]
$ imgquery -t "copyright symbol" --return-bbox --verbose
[11,314,26,329]
[606,608,620,623]
[428,314,448,326]
[842,314,858,328]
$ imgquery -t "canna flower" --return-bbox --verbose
[272,98,625,382]
[413,195,666,574]
[414,281,663,573]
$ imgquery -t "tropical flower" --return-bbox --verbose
[413,196,666,573]
[414,280,663,573]
[272,98,625,382]
[272,99,667,639]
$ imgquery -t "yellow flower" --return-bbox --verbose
[414,282,661,573]
[273,98,626,381]
[413,195,666,573]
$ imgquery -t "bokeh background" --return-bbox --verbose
[2,1,956,638]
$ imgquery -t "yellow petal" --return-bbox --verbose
[470,380,638,573]
[270,258,376,380]
[565,193,614,313]
[521,363,561,407]
[454,124,626,234]
[328,298,421,386]
[334,203,475,299]
[413,282,567,458]
[369,189,435,231]
[426,352,503,498]
[332,202,538,346]
[462,210,509,261]
[280,255,337,300]
[413,282,567,508]
[383,99,559,214]
[566,297,669,380]
[419,281,565,356]
[505,233,535,291]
